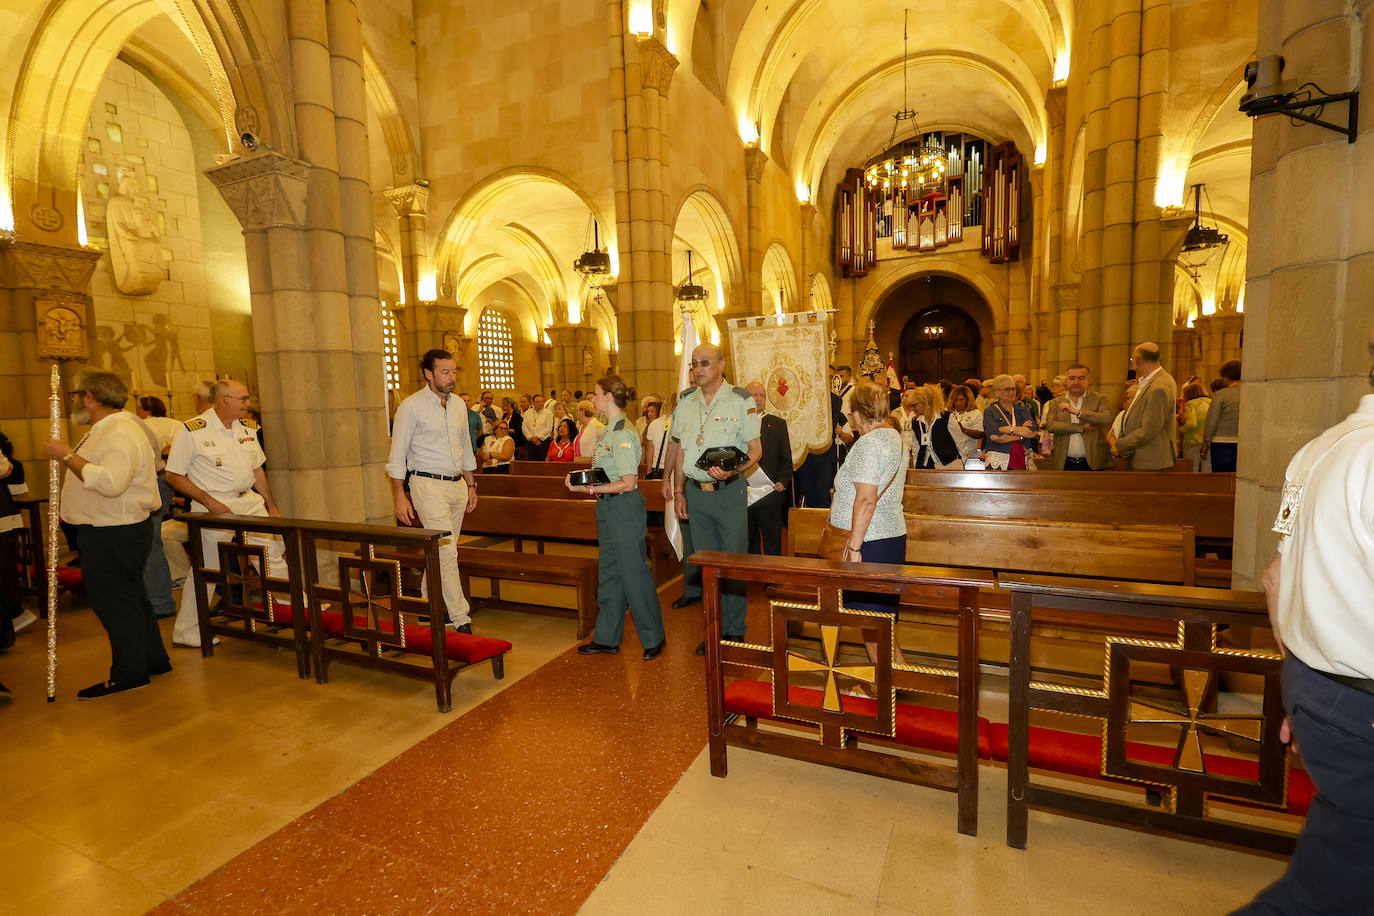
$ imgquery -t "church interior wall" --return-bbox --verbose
[80,59,222,419]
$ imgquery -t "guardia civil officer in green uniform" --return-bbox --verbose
[572,375,668,659]
[668,344,762,655]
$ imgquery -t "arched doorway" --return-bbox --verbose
[899,306,981,383]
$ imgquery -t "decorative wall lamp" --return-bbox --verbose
[1240,55,1358,143]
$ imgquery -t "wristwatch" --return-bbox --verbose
[61,452,76,463]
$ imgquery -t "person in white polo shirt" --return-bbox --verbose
[164,378,285,649]
[42,371,170,698]
[1234,330,1374,916]
[387,348,479,632]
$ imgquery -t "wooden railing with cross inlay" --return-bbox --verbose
[999,573,1296,854]
[693,550,995,837]
[184,514,511,712]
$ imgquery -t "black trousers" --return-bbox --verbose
[747,490,787,556]
[796,448,838,509]
[77,514,169,684]
[1232,654,1374,914]
[1063,457,1092,471]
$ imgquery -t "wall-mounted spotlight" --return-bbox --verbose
[1239,55,1358,143]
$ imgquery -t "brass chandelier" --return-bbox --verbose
[865,10,946,192]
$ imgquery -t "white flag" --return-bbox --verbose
[664,311,698,560]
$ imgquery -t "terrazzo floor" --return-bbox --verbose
[1,569,1290,914]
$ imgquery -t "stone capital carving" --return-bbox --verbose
[800,203,818,230]
[745,147,769,183]
[205,151,310,231]
[0,237,101,294]
[385,183,430,219]
[1045,85,1068,129]
[638,37,679,96]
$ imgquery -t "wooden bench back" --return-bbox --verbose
[463,495,599,542]
[475,474,668,511]
[906,469,1235,494]
[788,508,1194,585]
[508,459,593,476]
[901,487,1233,541]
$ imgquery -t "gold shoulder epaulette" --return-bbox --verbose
[680,385,697,398]
[240,418,259,430]
[184,418,206,431]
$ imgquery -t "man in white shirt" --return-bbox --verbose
[388,349,479,632]
[1236,333,1374,916]
[523,393,553,460]
[164,378,285,649]
[42,371,170,698]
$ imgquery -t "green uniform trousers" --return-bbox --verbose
[683,477,748,636]
[593,490,666,648]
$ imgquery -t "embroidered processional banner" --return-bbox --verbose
[726,311,832,468]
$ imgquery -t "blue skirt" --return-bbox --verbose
[842,534,907,616]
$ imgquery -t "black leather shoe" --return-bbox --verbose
[694,640,706,656]
[671,595,699,609]
[148,660,173,676]
[643,641,666,660]
[577,641,619,655]
[455,623,473,635]
[695,634,744,656]
[77,678,149,700]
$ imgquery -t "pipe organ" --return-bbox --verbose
[981,142,1022,263]
[834,132,1021,278]
[835,167,876,277]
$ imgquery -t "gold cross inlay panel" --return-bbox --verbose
[785,624,876,713]
[1127,668,1264,773]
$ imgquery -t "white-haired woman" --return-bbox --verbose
[981,374,1038,470]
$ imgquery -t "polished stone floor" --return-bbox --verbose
[0,574,1288,915]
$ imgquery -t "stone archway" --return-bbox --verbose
[898,305,982,383]
[869,274,997,385]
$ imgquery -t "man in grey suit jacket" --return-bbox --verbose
[1044,363,1115,469]
[1115,342,1178,470]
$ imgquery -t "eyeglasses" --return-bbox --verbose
[688,358,719,369]
[226,395,252,402]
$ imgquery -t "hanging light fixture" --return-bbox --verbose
[675,249,709,303]
[573,218,614,287]
[864,10,946,191]
[1181,184,1228,253]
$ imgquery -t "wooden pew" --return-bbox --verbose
[783,508,1193,674]
[999,573,1306,855]
[907,469,1235,494]
[789,509,1195,588]
[12,496,84,607]
[507,459,592,476]
[184,514,512,712]
[695,550,995,838]
[471,473,668,512]
[901,486,1234,543]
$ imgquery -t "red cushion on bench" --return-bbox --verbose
[723,678,992,759]
[315,609,511,665]
[21,564,84,592]
[987,723,1313,816]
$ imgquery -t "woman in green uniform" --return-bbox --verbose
[570,375,667,660]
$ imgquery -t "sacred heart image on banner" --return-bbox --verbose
[727,311,833,467]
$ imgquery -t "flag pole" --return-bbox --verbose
[46,362,61,702]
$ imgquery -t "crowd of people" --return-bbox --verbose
[0,337,1244,697]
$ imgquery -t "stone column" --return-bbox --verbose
[1042,85,1076,375]
[609,9,678,403]
[744,147,768,313]
[1073,0,1173,404]
[536,342,554,398]
[799,203,817,311]
[1234,0,1374,587]
[0,237,101,463]
[546,324,598,394]
[384,183,429,391]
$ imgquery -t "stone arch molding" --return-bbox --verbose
[7,0,286,243]
[432,167,613,314]
[669,186,744,311]
[854,257,1010,342]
